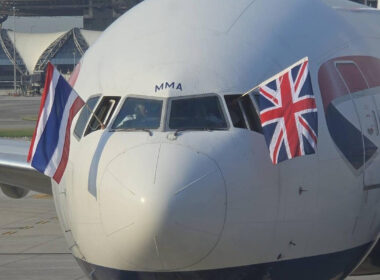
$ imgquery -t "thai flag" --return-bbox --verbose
[27,63,85,183]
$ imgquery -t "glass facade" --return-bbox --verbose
[368,0,378,7]
[350,0,378,7]
[0,33,85,91]
[0,28,99,93]
[0,46,23,89]
[50,37,82,75]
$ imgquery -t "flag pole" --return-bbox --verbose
[84,102,105,130]
[241,57,309,97]
[241,84,261,97]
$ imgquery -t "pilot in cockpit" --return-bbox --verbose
[134,103,148,121]
[113,99,162,130]
[114,102,146,129]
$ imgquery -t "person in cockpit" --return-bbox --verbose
[134,103,148,121]
[114,100,155,129]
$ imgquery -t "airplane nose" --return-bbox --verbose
[98,143,227,270]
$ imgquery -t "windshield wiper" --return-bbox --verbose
[111,128,153,136]
[174,127,225,136]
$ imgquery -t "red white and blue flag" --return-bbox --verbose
[256,58,318,164]
[27,63,85,183]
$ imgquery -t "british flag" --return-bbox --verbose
[256,58,318,165]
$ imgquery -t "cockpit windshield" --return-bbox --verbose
[112,97,163,130]
[169,96,227,130]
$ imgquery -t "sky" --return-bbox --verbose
[2,16,83,33]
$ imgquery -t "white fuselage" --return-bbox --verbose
[50,0,380,278]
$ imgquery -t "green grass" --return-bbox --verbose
[22,115,38,122]
[0,128,34,138]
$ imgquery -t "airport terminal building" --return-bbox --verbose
[0,28,101,94]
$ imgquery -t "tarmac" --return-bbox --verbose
[0,192,85,280]
[0,95,40,131]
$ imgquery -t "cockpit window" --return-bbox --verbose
[74,96,100,140]
[112,98,163,130]
[85,96,120,136]
[240,95,262,133]
[224,94,262,133]
[169,96,227,130]
[224,95,247,129]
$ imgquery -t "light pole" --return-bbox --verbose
[73,51,76,71]
[12,5,16,95]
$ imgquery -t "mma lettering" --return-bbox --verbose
[155,82,183,92]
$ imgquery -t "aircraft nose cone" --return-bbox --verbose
[99,143,226,270]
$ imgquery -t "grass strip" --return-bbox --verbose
[0,128,34,138]
[22,115,38,122]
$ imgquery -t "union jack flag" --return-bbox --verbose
[256,58,318,164]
